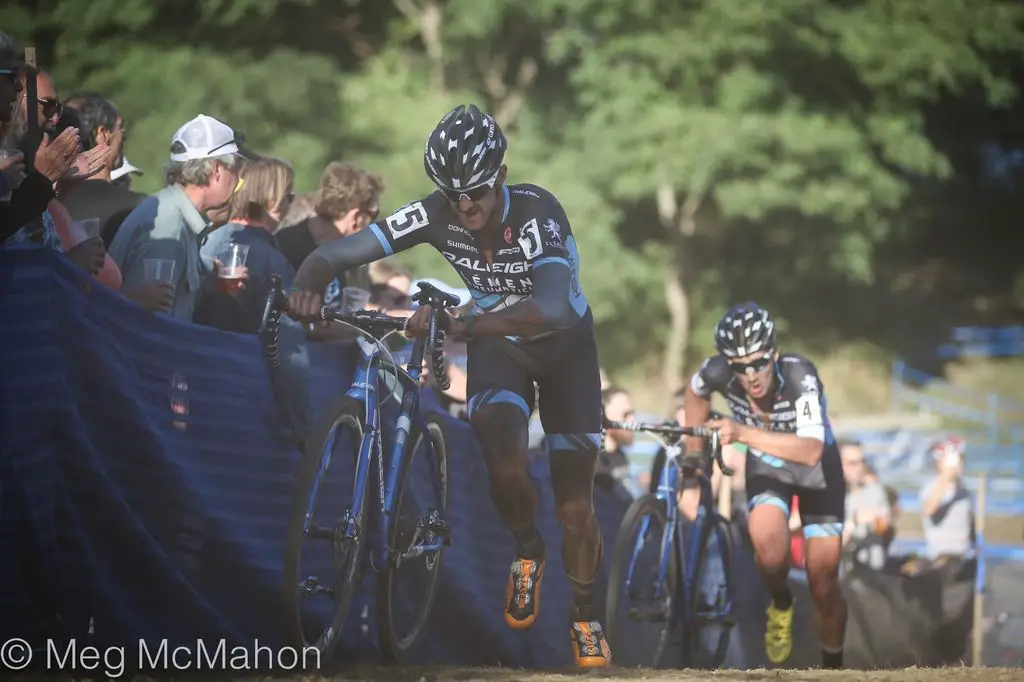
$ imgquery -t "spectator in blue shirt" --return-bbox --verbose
[199,154,296,333]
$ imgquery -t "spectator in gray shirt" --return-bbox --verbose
[109,114,248,320]
[919,436,975,560]
[840,439,891,548]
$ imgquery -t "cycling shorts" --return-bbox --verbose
[745,444,846,539]
[465,308,602,454]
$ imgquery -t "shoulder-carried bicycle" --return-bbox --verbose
[603,418,736,669]
[261,276,459,663]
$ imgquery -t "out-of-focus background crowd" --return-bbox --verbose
[1,0,1023,668]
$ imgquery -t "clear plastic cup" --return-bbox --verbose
[144,258,176,284]
[341,286,371,312]
[217,243,249,294]
[72,218,101,240]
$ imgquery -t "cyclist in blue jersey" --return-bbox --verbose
[683,303,847,669]
[286,104,610,667]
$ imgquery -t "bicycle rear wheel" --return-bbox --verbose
[376,415,449,662]
[282,396,370,662]
[605,493,678,668]
[681,514,734,669]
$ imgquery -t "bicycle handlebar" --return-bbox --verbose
[260,277,457,391]
[602,417,735,477]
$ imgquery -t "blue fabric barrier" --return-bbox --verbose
[0,245,641,668]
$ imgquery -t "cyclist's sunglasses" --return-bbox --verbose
[729,353,774,375]
[440,172,498,203]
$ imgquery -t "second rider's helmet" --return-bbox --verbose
[423,104,507,192]
[714,302,777,358]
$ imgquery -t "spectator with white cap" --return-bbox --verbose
[110,157,142,185]
[108,113,248,320]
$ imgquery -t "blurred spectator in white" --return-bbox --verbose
[109,114,247,319]
[199,154,296,332]
[60,93,144,247]
[919,436,975,561]
[841,439,892,547]
[597,386,640,501]
[110,156,143,187]
[275,161,383,305]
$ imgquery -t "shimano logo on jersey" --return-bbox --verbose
[447,240,475,250]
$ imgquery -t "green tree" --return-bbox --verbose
[540,0,1024,391]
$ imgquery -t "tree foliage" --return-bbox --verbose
[7,0,1024,387]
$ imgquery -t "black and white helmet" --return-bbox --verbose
[715,302,777,358]
[423,104,507,191]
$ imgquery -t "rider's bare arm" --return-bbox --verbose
[736,426,824,467]
[467,262,572,337]
[683,383,712,454]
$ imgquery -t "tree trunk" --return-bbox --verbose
[393,0,445,91]
[657,183,702,397]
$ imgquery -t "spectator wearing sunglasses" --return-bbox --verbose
[0,41,90,240]
[275,161,384,311]
[198,154,297,333]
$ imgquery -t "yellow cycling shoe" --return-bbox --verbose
[765,600,794,664]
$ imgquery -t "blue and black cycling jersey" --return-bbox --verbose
[314,182,602,453]
[317,183,589,342]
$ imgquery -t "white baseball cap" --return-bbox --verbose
[169,114,245,162]
[110,157,143,181]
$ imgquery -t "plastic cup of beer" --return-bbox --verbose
[72,218,101,240]
[341,286,371,312]
[217,243,249,295]
[144,258,176,284]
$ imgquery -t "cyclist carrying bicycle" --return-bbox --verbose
[682,302,847,669]
[285,104,610,667]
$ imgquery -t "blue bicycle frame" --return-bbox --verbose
[314,330,447,572]
[628,440,733,630]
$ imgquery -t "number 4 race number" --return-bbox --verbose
[795,394,822,426]
[385,201,429,239]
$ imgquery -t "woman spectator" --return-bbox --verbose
[198,154,296,333]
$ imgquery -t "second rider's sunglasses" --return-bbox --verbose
[729,353,773,375]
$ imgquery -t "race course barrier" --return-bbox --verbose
[1,245,1015,671]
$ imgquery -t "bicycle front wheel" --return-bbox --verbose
[681,514,734,669]
[376,414,449,662]
[605,493,679,668]
[282,396,370,663]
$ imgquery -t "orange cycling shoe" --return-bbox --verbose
[504,556,545,629]
[570,620,611,668]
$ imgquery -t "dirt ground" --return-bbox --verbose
[182,666,1022,681]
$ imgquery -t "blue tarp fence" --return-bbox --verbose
[1,245,1017,671]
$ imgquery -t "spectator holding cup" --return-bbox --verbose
[109,114,248,319]
[198,154,295,333]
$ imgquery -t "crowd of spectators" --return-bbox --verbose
[0,30,469,408]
